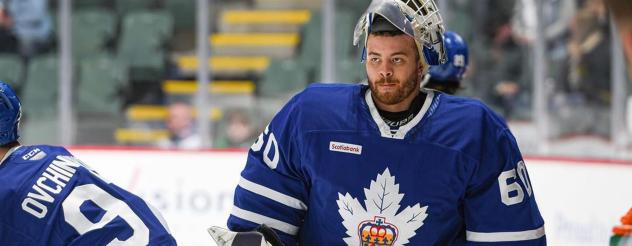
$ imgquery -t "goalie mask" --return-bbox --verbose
[353,0,447,71]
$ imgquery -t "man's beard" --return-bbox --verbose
[369,72,420,106]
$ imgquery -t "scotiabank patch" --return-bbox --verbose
[329,141,362,155]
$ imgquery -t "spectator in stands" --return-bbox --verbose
[457,0,533,120]
[5,0,54,58]
[567,0,610,104]
[214,108,258,149]
[552,0,611,137]
[156,102,202,149]
[0,1,17,53]
[487,21,532,120]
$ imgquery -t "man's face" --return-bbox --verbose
[167,103,193,136]
[365,33,423,107]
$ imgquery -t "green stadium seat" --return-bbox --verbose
[336,0,365,21]
[116,0,156,15]
[117,41,164,81]
[78,54,128,114]
[118,10,173,80]
[22,55,58,118]
[298,11,322,82]
[165,0,195,31]
[298,9,357,82]
[335,9,356,61]
[0,55,23,89]
[121,10,173,41]
[258,58,307,97]
[73,0,109,9]
[72,9,116,59]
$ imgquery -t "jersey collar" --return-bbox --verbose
[365,89,435,139]
[0,145,22,167]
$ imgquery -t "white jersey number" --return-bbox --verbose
[251,125,280,169]
[62,184,149,245]
[498,161,533,206]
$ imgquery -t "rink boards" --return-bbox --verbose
[69,147,632,246]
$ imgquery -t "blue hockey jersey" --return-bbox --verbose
[227,84,545,245]
[0,145,176,245]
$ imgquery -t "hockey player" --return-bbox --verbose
[422,31,468,95]
[0,81,176,245]
[218,0,545,245]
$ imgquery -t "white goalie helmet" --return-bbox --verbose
[353,0,447,69]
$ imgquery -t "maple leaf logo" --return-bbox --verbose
[336,168,428,245]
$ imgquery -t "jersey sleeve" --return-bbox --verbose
[464,129,546,245]
[50,154,177,246]
[227,94,309,245]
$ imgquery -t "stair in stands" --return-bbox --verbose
[162,80,255,95]
[253,0,322,10]
[115,128,168,144]
[210,33,300,57]
[220,9,311,32]
[175,55,270,76]
[125,105,223,122]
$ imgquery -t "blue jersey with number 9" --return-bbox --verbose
[0,145,176,245]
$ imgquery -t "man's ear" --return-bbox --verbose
[418,62,427,78]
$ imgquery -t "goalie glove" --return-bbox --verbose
[208,224,285,246]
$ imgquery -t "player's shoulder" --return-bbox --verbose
[293,83,361,107]
[1,145,67,166]
[0,145,74,187]
[423,92,519,165]
[0,145,74,208]
[10,145,72,163]
[424,92,513,155]
[433,92,509,131]
[284,83,363,129]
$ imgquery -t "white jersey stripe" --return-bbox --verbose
[466,226,545,242]
[231,206,299,235]
[238,177,308,211]
[146,202,172,233]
